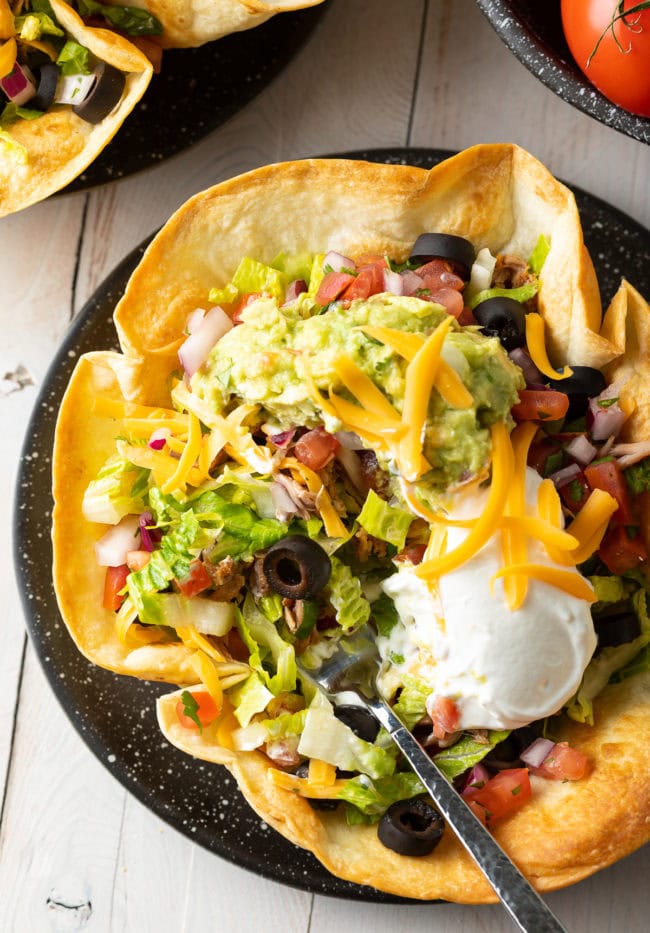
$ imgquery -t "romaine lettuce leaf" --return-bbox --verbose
[237,595,297,696]
[528,234,550,274]
[76,0,162,35]
[468,282,538,311]
[357,489,413,550]
[82,456,148,524]
[229,673,274,728]
[328,557,371,631]
[338,772,425,823]
[433,730,509,781]
[392,675,430,730]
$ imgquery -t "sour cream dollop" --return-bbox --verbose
[379,468,597,730]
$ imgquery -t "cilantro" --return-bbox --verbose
[129,466,151,498]
[597,397,619,409]
[389,651,405,665]
[511,784,522,796]
[371,592,399,637]
[544,450,564,476]
[625,457,650,495]
[179,690,203,732]
[568,478,584,503]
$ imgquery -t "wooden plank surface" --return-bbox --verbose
[1,1,648,930]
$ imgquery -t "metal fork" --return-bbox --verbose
[297,624,568,933]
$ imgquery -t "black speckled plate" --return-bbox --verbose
[475,0,650,145]
[14,148,650,903]
[66,3,329,192]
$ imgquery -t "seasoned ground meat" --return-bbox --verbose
[357,450,391,496]
[204,556,246,601]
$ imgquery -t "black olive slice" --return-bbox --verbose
[547,366,607,419]
[31,63,58,112]
[409,233,475,279]
[295,762,339,810]
[334,705,380,743]
[262,535,331,600]
[73,62,125,125]
[594,611,641,648]
[473,296,527,350]
[377,796,444,856]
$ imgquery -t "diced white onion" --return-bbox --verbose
[401,271,424,296]
[55,72,96,106]
[323,250,355,273]
[178,306,233,377]
[334,430,365,450]
[185,308,207,335]
[95,515,141,567]
[186,602,236,636]
[335,446,365,492]
[383,269,404,295]
[466,247,497,299]
[549,463,582,489]
[231,722,268,751]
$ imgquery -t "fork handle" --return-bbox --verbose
[365,696,568,933]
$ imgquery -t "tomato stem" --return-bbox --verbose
[587,0,650,65]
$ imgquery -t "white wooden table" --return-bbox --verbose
[2,2,649,930]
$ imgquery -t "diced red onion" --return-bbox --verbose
[269,429,296,449]
[185,308,206,335]
[461,764,490,796]
[178,306,233,377]
[95,515,141,567]
[549,462,582,489]
[148,427,169,451]
[400,271,424,296]
[509,347,544,387]
[323,250,355,273]
[587,396,627,442]
[610,440,650,469]
[138,510,161,552]
[334,430,365,450]
[0,63,36,105]
[383,269,404,296]
[565,434,597,467]
[284,279,307,303]
[270,480,300,519]
[520,737,555,769]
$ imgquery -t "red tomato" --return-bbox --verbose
[584,459,633,524]
[456,306,478,327]
[176,691,220,730]
[394,543,427,565]
[512,389,569,422]
[294,427,339,471]
[599,524,648,573]
[341,262,385,301]
[315,272,356,305]
[530,742,589,781]
[463,769,531,821]
[427,696,460,740]
[176,559,212,597]
[561,0,650,117]
[231,292,262,324]
[126,549,151,572]
[102,564,129,611]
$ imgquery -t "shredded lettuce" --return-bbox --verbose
[76,0,163,35]
[589,575,627,604]
[270,251,314,285]
[297,692,396,780]
[208,283,238,306]
[56,40,91,76]
[236,595,297,696]
[567,589,650,724]
[229,674,274,728]
[82,457,149,524]
[528,234,550,274]
[261,708,308,740]
[338,773,425,823]
[433,730,509,781]
[15,10,63,38]
[327,557,371,631]
[468,282,539,311]
[357,489,413,550]
[370,592,400,637]
[131,590,236,631]
[392,675,430,730]
[306,253,326,301]
[231,257,290,303]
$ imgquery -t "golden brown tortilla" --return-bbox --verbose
[0,0,152,217]
[52,145,650,899]
[105,0,325,49]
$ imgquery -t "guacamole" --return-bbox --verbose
[192,293,524,489]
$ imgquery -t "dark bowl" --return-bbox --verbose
[475,0,650,145]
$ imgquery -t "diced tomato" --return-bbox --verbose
[176,559,213,597]
[126,549,151,572]
[584,460,633,525]
[231,292,262,324]
[559,472,590,514]
[294,427,340,471]
[463,768,531,821]
[428,696,460,740]
[512,389,569,422]
[394,543,427,565]
[414,259,457,282]
[176,691,220,731]
[341,262,385,301]
[527,436,560,475]
[315,272,356,305]
[529,742,589,781]
[353,253,388,268]
[102,564,130,611]
[598,525,648,574]
[467,800,489,825]
[224,627,250,662]
[127,36,163,72]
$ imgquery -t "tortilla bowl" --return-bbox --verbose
[106,0,326,49]
[51,145,650,899]
[0,0,152,218]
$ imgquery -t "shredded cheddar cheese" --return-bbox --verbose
[491,564,596,603]
[267,768,349,799]
[161,412,203,494]
[525,314,572,381]
[308,759,337,786]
